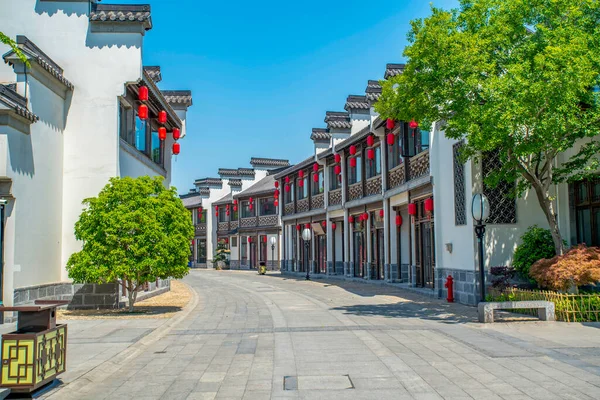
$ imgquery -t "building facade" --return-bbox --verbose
[0,0,192,308]
[181,158,289,269]
[275,62,590,306]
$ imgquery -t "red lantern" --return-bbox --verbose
[215,205,219,212]
[198,206,203,213]
[334,165,342,175]
[158,127,167,141]
[299,170,304,178]
[172,142,180,155]
[387,133,395,146]
[425,198,434,214]
[173,128,181,140]
[321,221,326,228]
[379,209,384,218]
[285,176,290,184]
[285,184,290,192]
[274,181,279,188]
[226,204,230,210]
[158,110,167,124]
[225,238,229,244]
[331,222,336,230]
[305,223,311,229]
[313,163,319,173]
[233,205,238,212]
[296,224,301,231]
[409,120,419,130]
[408,203,417,216]
[313,174,319,183]
[386,118,395,130]
[138,86,149,101]
[396,215,403,227]
[350,157,357,168]
[233,199,238,205]
[249,203,253,211]
[248,237,252,243]
[226,211,230,216]
[349,215,355,223]
[215,210,219,217]
[349,145,357,155]
[274,199,279,207]
[263,236,267,243]
[367,148,375,160]
[274,189,280,197]
[367,135,375,147]
[334,154,341,163]
[363,212,369,221]
[138,104,148,120]
[299,180,304,188]
[249,197,253,203]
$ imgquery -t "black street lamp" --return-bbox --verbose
[471,193,490,302]
[270,236,277,270]
[302,228,312,280]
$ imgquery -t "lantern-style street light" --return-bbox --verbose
[270,236,277,271]
[471,193,490,302]
[302,228,312,280]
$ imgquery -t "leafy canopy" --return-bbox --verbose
[377,0,600,189]
[66,176,194,286]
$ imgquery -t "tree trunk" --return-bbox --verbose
[531,181,566,256]
[126,279,138,313]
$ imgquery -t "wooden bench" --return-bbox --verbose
[478,301,555,323]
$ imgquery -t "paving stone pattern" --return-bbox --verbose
[43,271,600,400]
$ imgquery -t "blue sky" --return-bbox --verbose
[131,0,459,193]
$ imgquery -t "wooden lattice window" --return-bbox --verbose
[482,151,517,224]
[453,141,466,225]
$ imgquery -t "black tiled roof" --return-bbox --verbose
[365,80,382,102]
[162,90,193,108]
[234,174,277,199]
[237,168,255,177]
[0,84,38,123]
[195,178,222,186]
[274,155,315,179]
[218,168,240,177]
[3,36,73,90]
[344,95,369,111]
[324,111,352,129]
[228,179,243,187]
[214,192,233,205]
[310,128,331,141]
[250,157,290,168]
[144,66,162,83]
[384,63,406,79]
[199,188,210,196]
[180,193,203,208]
[90,3,152,31]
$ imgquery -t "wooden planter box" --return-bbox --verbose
[0,301,68,394]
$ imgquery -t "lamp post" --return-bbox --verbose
[471,193,490,302]
[270,236,277,270]
[302,228,312,280]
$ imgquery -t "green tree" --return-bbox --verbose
[377,0,600,255]
[0,32,29,66]
[66,176,194,312]
[513,226,561,282]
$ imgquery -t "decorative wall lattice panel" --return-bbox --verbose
[453,141,467,225]
[328,189,342,206]
[483,151,517,224]
[195,224,206,235]
[311,193,324,209]
[218,222,229,232]
[230,221,239,230]
[240,217,257,228]
[366,176,382,196]
[258,215,278,226]
[284,203,294,216]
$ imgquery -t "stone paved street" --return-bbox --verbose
[46,270,600,400]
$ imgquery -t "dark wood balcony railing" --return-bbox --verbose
[240,216,257,228]
[284,202,294,216]
[218,222,229,232]
[230,220,239,230]
[328,189,342,206]
[388,164,406,189]
[297,198,309,213]
[348,182,363,202]
[310,193,324,210]
[408,150,429,180]
[195,223,206,235]
[365,176,382,197]
[258,215,278,226]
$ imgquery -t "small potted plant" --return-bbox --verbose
[214,239,229,270]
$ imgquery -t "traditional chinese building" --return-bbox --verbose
[0,0,192,310]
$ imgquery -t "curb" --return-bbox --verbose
[43,281,200,399]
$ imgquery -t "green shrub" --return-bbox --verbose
[513,226,560,282]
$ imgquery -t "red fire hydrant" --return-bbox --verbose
[445,275,454,303]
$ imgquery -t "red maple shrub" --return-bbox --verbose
[530,245,600,291]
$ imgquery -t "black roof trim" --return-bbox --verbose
[250,157,290,168]
[90,3,152,31]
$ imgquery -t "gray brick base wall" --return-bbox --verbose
[335,261,344,275]
[327,261,334,275]
[230,260,240,269]
[436,268,478,306]
[13,279,170,310]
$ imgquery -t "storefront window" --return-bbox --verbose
[241,201,254,218]
[151,129,162,165]
[329,165,341,190]
[312,171,324,195]
[348,155,362,185]
[366,146,381,179]
[135,116,146,152]
[196,239,207,263]
[297,178,308,200]
[260,198,276,215]
[218,206,227,222]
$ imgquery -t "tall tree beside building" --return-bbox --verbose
[66,176,194,312]
[376,0,600,255]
